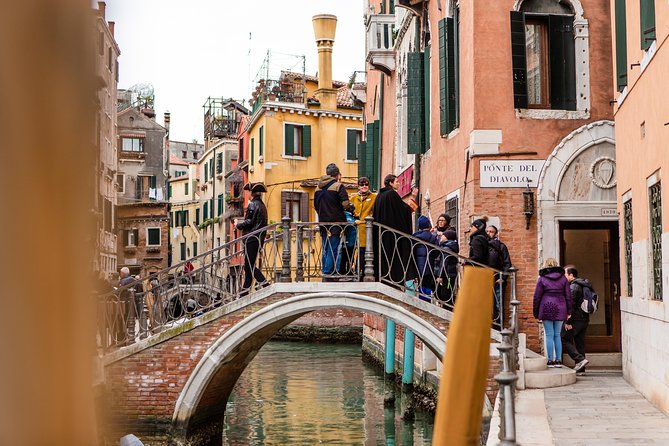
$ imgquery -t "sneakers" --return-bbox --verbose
[547,360,563,368]
[574,358,589,372]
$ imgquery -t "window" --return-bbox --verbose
[193,152,199,160]
[615,0,628,91]
[204,201,209,220]
[251,137,255,165]
[121,137,144,152]
[359,121,380,190]
[346,129,362,161]
[182,151,187,159]
[204,162,209,182]
[147,228,161,246]
[216,153,223,174]
[445,196,459,234]
[193,242,198,257]
[281,190,308,222]
[103,199,113,232]
[195,208,200,225]
[185,182,189,195]
[510,6,577,111]
[98,32,104,55]
[640,0,656,50]
[218,193,224,216]
[117,174,125,194]
[649,182,662,300]
[180,242,186,261]
[407,51,425,154]
[125,229,138,247]
[439,9,460,136]
[623,199,633,296]
[239,138,245,162]
[259,126,264,157]
[107,46,112,70]
[284,124,311,157]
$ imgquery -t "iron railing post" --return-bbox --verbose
[281,216,292,282]
[496,328,518,445]
[508,267,520,372]
[364,217,375,282]
[296,224,304,282]
[126,288,136,346]
[138,291,148,340]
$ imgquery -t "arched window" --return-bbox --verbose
[510,0,589,116]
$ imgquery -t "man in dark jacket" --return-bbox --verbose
[468,217,489,266]
[436,229,459,305]
[315,163,353,278]
[562,265,591,373]
[372,174,417,284]
[236,182,269,296]
[487,225,513,321]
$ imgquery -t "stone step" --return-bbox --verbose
[525,365,576,389]
[523,349,548,372]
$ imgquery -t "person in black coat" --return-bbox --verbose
[412,215,440,295]
[372,174,417,284]
[436,229,459,305]
[468,217,490,266]
[236,182,269,296]
[487,225,513,320]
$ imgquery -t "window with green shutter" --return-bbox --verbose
[364,121,380,190]
[346,129,362,160]
[218,193,224,216]
[439,17,458,135]
[180,242,186,261]
[640,0,655,50]
[204,163,208,182]
[358,140,367,179]
[204,202,208,220]
[193,242,198,257]
[195,208,200,225]
[216,153,223,174]
[509,10,576,111]
[251,137,255,165]
[284,123,311,157]
[407,51,425,154]
[259,126,264,157]
[423,45,431,151]
[615,0,628,91]
[184,182,189,195]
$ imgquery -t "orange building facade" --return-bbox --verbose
[611,0,669,414]
[364,0,619,355]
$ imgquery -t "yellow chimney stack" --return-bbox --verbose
[312,14,338,110]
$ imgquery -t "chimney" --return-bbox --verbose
[108,21,115,37]
[312,14,338,110]
[164,112,171,138]
[97,2,106,19]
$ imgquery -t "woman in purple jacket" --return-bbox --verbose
[533,258,572,367]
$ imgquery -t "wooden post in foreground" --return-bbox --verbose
[432,266,494,445]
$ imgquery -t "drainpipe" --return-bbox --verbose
[378,74,384,191]
[414,16,422,221]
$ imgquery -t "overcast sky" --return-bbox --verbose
[104,1,366,143]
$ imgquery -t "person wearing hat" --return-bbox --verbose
[315,163,354,279]
[236,182,269,296]
[350,176,376,274]
[468,216,490,266]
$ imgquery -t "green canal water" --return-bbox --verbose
[222,341,435,445]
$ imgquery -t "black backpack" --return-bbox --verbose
[581,285,599,314]
[488,241,505,270]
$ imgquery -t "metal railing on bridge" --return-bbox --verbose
[95,216,520,444]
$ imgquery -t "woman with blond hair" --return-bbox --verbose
[533,258,572,367]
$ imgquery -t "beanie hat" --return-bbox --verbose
[444,229,457,241]
[471,216,488,231]
[417,215,432,230]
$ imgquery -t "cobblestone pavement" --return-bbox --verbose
[543,372,669,445]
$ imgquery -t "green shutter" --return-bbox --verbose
[193,242,198,257]
[615,0,628,91]
[150,175,156,189]
[371,121,380,190]
[284,124,294,156]
[453,6,460,128]
[347,129,358,160]
[365,123,375,188]
[640,0,656,50]
[510,11,528,109]
[204,163,208,182]
[218,193,224,215]
[185,182,189,195]
[423,45,431,151]
[195,208,200,225]
[168,184,172,199]
[302,125,311,157]
[251,137,255,165]
[358,140,367,179]
[389,0,395,14]
[548,15,576,111]
[259,126,264,157]
[204,202,208,220]
[407,51,425,154]
[439,19,448,135]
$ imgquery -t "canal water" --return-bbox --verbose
[222,341,435,445]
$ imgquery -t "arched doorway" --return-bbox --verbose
[537,120,621,353]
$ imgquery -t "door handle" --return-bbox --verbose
[613,282,618,301]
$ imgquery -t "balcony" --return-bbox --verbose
[251,79,305,113]
[366,14,396,75]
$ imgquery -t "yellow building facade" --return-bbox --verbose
[246,15,364,224]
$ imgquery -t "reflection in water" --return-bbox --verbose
[223,342,434,445]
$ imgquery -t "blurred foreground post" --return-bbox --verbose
[0,0,97,444]
[432,266,494,445]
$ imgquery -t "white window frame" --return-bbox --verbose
[283,122,308,160]
[121,137,144,152]
[146,227,161,247]
[126,228,137,247]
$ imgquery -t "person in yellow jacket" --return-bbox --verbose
[349,177,377,273]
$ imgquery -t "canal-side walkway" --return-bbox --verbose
[487,372,669,445]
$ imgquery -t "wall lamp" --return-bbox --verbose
[523,184,534,230]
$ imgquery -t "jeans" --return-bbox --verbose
[493,277,504,322]
[543,320,564,362]
[322,234,341,276]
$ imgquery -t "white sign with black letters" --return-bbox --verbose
[480,160,545,188]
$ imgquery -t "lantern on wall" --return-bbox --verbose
[523,184,534,230]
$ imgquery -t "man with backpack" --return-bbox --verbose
[487,225,512,322]
[562,265,596,373]
[315,163,354,280]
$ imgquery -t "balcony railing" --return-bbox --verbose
[366,14,396,75]
[251,79,305,113]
